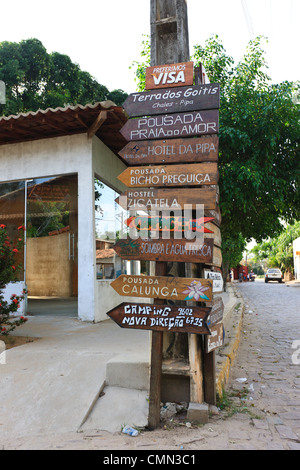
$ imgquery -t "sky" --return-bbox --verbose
[0,0,299,94]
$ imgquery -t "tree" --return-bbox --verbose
[193,35,300,244]
[251,221,300,273]
[0,39,128,115]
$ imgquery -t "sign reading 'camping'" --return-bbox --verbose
[107,302,211,334]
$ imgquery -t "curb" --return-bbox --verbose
[215,284,244,397]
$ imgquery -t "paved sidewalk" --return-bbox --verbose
[0,284,239,441]
[2,281,299,450]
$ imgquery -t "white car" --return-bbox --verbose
[265,268,283,283]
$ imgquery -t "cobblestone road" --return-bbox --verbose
[1,280,300,451]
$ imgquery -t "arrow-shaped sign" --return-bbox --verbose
[117,163,219,188]
[125,215,215,233]
[115,187,218,211]
[120,110,219,141]
[118,137,219,166]
[122,84,220,117]
[107,302,211,334]
[113,237,214,263]
[110,275,213,302]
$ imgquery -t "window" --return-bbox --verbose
[95,177,127,279]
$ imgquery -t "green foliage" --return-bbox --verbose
[129,35,151,91]
[0,38,128,115]
[251,221,300,272]
[0,224,28,335]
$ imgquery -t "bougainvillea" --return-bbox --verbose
[0,224,28,336]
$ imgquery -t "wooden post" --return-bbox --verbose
[148,261,166,429]
[148,0,190,429]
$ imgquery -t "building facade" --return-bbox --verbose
[0,102,136,321]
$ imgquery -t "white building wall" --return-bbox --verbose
[293,237,300,281]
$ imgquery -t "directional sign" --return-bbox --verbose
[120,110,219,141]
[207,297,224,327]
[145,61,194,90]
[204,270,224,293]
[107,302,212,334]
[117,163,219,188]
[123,84,220,117]
[115,187,218,211]
[204,223,222,247]
[110,275,213,302]
[113,237,214,263]
[124,215,214,233]
[205,323,224,353]
[118,136,219,166]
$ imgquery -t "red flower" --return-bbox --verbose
[12,266,16,270]
[18,225,25,231]
[12,248,18,253]
[13,299,18,304]
[0,224,6,229]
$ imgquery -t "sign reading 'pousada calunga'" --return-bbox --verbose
[123,84,220,117]
[110,275,213,302]
[120,110,219,141]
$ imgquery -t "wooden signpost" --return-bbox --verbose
[117,162,219,188]
[115,187,218,211]
[107,302,211,334]
[118,136,219,166]
[123,83,220,117]
[113,237,214,263]
[109,1,223,428]
[110,274,213,302]
[205,323,224,353]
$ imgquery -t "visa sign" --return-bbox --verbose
[146,61,194,90]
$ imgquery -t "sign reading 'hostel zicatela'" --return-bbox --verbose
[107,302,211,334]
[115,187,218,211]
[110,275,213,302]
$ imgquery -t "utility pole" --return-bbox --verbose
[148,0,198,429]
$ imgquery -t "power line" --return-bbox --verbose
[241,0,254,39]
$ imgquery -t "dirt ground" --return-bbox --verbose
[1,335,38,350]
